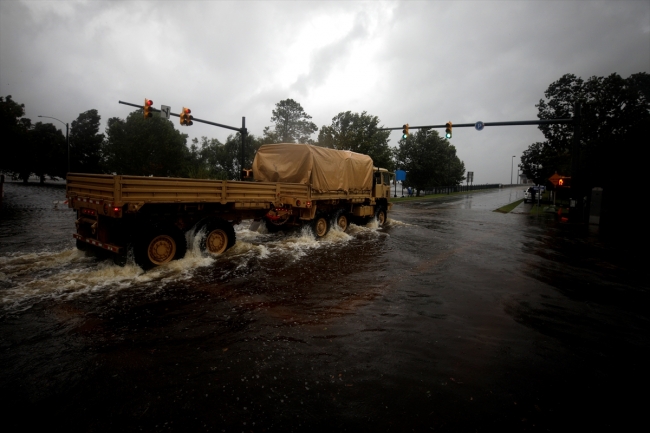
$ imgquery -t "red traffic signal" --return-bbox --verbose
[143,98,153,119]
[180,107,193,126]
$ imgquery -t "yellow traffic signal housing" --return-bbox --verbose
[445,121,452,139]
[402,123,409,139]
[144,99,153,119]
[180,107,193,126]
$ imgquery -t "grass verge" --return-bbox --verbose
[494,199,524,213]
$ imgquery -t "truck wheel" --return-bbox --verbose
[312,213,330,238]
[375,207,387,226]
[135,226,187,269]
[334,211,349,232]
[201,219,236,254]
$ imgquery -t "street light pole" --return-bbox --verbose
[511,155,516,185]
[38,115,69,176]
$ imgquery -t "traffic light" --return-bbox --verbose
[445,121,452,139]
[180,107,193,126]
[402,124,409,139]
[143,99,153,119]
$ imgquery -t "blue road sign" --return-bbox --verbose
[475,121,484,131]
[395,170,406,181]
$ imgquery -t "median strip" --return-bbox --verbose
[494,199,524,213]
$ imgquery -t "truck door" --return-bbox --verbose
[373,172,382,197]
[382,173,392,198]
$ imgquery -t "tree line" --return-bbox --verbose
[0,96,466,192]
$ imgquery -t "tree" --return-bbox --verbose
[28,122,66,183]
[0,95,29,178]
[185,134,261,180]
[395,129,465,195]
[519,141,571,185]
[317,111,393,170]
[263,99,318,143]
[521,72,650,190]
[102,110,189,177]
[70,109,104,173]
[223,132,261,179]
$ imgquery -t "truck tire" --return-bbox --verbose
[375,207,387,226]
[311,213,330,238]
[135,226,187,269]
[200,219,236,254]
[333,210,349,232]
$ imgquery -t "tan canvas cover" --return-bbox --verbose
[253,143,373,193]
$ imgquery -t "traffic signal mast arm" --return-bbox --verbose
[378,118,573,131]
[118,100,243,132]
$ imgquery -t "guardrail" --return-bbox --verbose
[420,183,507,195]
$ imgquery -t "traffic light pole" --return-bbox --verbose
[119,100,249,180]
[381,115,587,223]
[569,103,582,224]
[378,118,573,131]
[241,117,247,181]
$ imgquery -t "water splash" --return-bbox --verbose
[0,217,406,310]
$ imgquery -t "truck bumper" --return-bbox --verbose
[73,234,123,254]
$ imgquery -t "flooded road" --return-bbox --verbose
[1,181,647,431]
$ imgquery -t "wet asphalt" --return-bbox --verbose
[0,182,647,432]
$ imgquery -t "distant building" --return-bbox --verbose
[519,173,533,184]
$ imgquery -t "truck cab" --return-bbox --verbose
[373,168,394,200]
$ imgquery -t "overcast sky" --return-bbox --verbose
[1,0,648,183]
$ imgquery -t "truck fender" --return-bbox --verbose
[299,204,317,220]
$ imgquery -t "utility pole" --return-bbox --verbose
[569,102,582,223]
[240,117,247,181]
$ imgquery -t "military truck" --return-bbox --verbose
[66,143,393,269]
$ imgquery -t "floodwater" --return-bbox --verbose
[1,181,647,432]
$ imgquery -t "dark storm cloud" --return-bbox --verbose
[1,0,648,182]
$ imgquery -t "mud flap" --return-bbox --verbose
[249,220,262,232]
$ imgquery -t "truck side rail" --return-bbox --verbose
[66,173,310,207]
[310,190,373,202]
